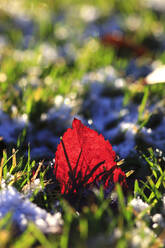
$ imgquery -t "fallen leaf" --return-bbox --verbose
[101,33,148,56]
[54,118,127,194]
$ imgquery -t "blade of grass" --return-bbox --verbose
[12,148,16,168]
[31,160,43,182]
[2,150,8,179]
[83,160,105,184]
[17,128,27,148]
[0,157,4,186]
[1,149,19,174]
[28,222,53,248]
[138,86,149,124]
[79,216,88,241]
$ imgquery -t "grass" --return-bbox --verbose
[0,0,165,247]
[0,147,165,247]
[0,140,165,247]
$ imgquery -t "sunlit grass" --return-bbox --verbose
[0,0,165,247]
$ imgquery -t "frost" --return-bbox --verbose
[130,197,149,213]
[152,213,165,228]
[130,223,155,248]
[80,5,100,22]
[23,178,42,198]
[0,173,14,189]
[0,187,63,233]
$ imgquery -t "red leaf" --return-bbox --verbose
[54,118,127,194]
[101,33,148,56]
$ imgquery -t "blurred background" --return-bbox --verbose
[0,0,165,164]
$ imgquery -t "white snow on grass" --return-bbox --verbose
[130,197,149,213]
[0,186,63,234]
